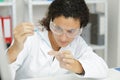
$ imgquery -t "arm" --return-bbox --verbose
[7,23,34,63]
[75,37,108,78]
[48,37,108,78]
[78,47,108,78]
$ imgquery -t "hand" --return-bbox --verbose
[13,22,34,50]
[48,50,84,74]
[7,22,34,63]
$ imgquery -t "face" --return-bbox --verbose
[50,16,80,47]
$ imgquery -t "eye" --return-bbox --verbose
[54,26,63,32]
[67,29,76,34]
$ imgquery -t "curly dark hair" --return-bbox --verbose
[40,0,89,31]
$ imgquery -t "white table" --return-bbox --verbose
[103,68,120,80]
[22,68,120,80]
[21,74,92,80]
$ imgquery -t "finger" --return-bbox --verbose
[14,32,33,43]
[48,50,60,56]
[14,25,34,35]
[61,50,73,57]
[62,58,75,64]
[18,22,34,28]
[48,50,62,61]
[15,22,34,30]
[21,25,34,33]
[59,58,75,70]
[22,22,34,26]
[20,22,34,29]
[60,62,72,69]
[61,50,71,54]
[62,54,73,59]
[21,29,34,36]
[60,50,74,59]
[14,25,34,36]
[14,29,34,39]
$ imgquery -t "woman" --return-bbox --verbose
[7,0,108,80]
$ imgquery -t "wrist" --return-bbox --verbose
[76,69,85,75]
[7,43,22,63]
[75,60,85,75]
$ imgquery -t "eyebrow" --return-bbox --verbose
[52,21,80,30]
[56,25,79,31]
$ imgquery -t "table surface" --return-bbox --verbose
[22,68,120,80]
[103,68,120,80]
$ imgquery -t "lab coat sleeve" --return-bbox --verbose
[8,37,31,79]
[74,37,108,78]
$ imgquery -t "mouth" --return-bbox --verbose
[60,41,68,45]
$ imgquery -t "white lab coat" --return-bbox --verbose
[10,29,108,80]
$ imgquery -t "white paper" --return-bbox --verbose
[0,18,3,37]
[3,18,11,38]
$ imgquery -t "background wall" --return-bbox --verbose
[108,0,120,68]
[117,0,120,66]
[16,0,48,24]
[16,0,26,23]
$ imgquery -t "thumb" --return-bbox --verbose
[48,50,60,56]
[48,50,62,61]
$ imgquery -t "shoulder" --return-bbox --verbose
[66,36,89,54]
[70,36,88,47]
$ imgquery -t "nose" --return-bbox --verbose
[60,33,68,42]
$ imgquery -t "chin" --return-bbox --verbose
[59,43,68,47]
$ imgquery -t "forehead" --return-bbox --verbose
[53,16,80,29]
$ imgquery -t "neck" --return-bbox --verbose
[48,31,60,51]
